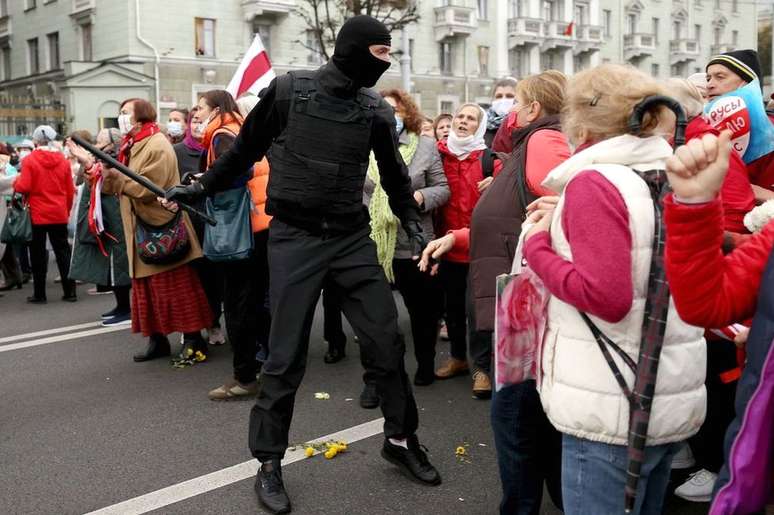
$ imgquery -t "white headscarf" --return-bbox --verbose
[447,104,488,158]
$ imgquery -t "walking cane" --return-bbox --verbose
[69,134,217,226]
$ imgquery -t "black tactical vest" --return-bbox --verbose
[267,71,381,215]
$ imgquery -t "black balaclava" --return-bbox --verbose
[332,15,392,89]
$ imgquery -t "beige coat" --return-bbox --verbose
[102,132,201,279]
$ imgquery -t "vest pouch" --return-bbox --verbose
[267,143,341,211]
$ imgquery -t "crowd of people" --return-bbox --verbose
[1,13,772,514]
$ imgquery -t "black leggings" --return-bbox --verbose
[30,224,74,299]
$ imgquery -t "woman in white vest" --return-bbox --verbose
[521,64,707,514]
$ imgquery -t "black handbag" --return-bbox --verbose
[1,193,33,244]
[134,210,190,265]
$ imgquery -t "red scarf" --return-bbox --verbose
[118,122,160,165]
[86,162,119,257]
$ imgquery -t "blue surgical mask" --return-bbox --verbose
[395,115,404,135]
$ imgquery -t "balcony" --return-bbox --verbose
[624,33,656,61]
[507,17,544,47]
[541,21,573,51]
[0,15,10,42]
[574,24,604,55]
[710,43,734,55]
[71,0,95,13]
[241,0,295,19]
[433,5,477,42]
[670,39,700,64]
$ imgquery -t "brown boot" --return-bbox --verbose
[435,357,469,379]
[472,370,492,399]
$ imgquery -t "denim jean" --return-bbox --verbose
[562,434,680,515]
[491,381,563,515]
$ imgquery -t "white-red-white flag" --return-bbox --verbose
[227,35,276,99]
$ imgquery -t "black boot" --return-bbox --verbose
[254,460,291,514]
[413,366,435,387]
[359,382,379,409]
[323,340,346,364]
[133,335,171,362]
[381,435,442,486]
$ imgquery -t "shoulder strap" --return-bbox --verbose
[479,148,497,178]
[356,88,381,111]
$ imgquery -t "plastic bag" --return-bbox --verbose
[494,225,550,391]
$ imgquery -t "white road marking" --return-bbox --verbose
[84,418,385,515]
[0,321,102,344]
[0,325,130,353]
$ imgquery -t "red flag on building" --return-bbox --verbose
[564,21,574,36]
[226,35,276,99]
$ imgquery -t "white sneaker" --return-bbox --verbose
[674,469,717,503]
[671,444,696,469]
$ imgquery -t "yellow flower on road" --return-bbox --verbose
[304,447,314,457]
[456,446,466,456]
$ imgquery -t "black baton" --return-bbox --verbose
[70,134,217,226]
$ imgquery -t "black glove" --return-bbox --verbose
[165,181,204,204]
[404,220,429,259]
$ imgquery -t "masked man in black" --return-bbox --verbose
[167,15,440,515]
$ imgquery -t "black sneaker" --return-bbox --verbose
[102,312,131,327]
[254,460,291,514]
[101,307,119,319]
[381,435,441,486]
[359,382,379,409]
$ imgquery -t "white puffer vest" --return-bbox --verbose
[537,135,707,446]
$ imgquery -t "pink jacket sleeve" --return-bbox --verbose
[523,170,634,323]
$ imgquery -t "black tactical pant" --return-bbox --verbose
[249,219,419,461]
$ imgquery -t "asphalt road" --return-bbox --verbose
[0,272,711,515]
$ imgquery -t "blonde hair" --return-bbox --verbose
[663,78,705,119]
[563,64,670,144]
[516,70,567,116]
[456,102,484,124]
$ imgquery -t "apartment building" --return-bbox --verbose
[0,0,758,135]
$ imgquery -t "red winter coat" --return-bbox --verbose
[437,139,502,263]
[664,194,774,327]
[14,148,75,225]
[686,118,755,234]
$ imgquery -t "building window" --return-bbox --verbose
[27,37,39,75]
[542,0,558,22]
[732,0,738,13]
[603,10,612,37]
[195,18,216,57]
[714,26,723,45]
[627,14,637,35]
[509,47,526,77]
[694,24,701,42]
[306,30,322,65]
[47,32,60,70]
[732,30,738,47]
[439,41,453,75]
[672,21,682,41]
[714,0,720,9]
[652,18,659,43]
[252,20,272,58]
[81,23,93,61]
[25,0,36,9]
[477,0,488,20]
[409,38,415,73]
[1,45,10,81]
[509,0,524,18]
[440,100,454,114]
[651,63,660,77]
[478,46,490,76]
[0,0,8,17]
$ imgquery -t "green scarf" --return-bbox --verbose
[367,132,419,282]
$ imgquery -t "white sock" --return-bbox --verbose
[389,438,408,449]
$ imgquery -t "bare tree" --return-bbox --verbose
[295,0,419,61]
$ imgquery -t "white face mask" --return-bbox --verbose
[167,121,185,138]
[192,112,214,138]
[491,98,515,117]
[118,113,133,136]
